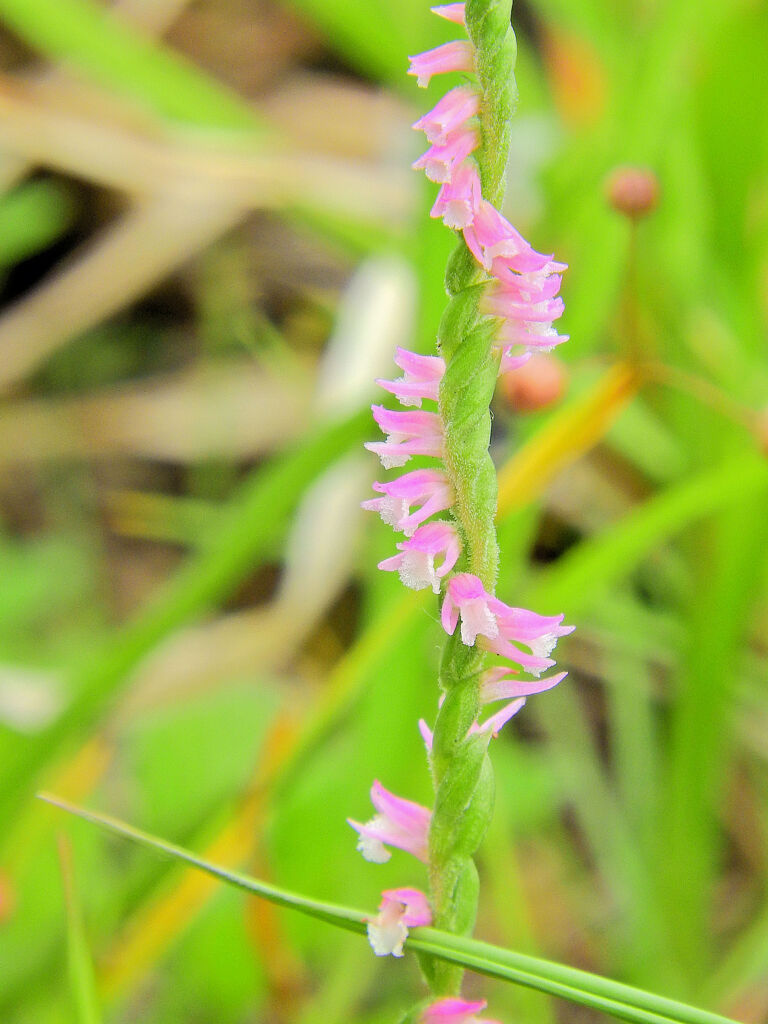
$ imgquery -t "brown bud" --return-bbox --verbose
[755,408,768,457]
[0,871,15,922]
[499,354,568,414]
[605,166,659,219]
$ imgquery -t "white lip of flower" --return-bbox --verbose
[529,632,559,660]
[367,903,409,957]
[355,818,392,864]
[379,451,410,470]
[460,599,499,646]
[379,498,410,528]
[398,550,439,593]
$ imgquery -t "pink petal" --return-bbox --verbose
[407,41,474,88]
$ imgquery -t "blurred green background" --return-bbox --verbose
[0,0,766,1021]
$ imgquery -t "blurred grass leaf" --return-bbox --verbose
[0,0,263,130]
[57,833,101,1024]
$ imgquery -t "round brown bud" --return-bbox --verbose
[755,408,768,457]
[499,354,568,414]
[0,871,14,922]
[605,166,659,219]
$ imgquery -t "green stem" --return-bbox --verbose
[424,0,517,997]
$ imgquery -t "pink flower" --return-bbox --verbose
[348,780,432,863]
[375,347,445,407]
[441,573,500,645]
[431,161,482,229]
[365,406,444,469]
[408,41,474,88]
[421,997,502,1024]
[367,887,432,957]
[413,127,479,183]
[361,469,454,536]
[378,520,461,593]
[413,86,480,146]
[482,602,574,676]
[441,573,573,675]
[431,3,466,24]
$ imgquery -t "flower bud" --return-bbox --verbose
[755,408,768,457]
[605,165,659,219]
[498,353,567,413]
[0,870,15,921]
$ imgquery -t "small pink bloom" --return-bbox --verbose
[367,887,432,957]
[408,41,474,88]
[441,573,500,645]
[432,161,482,230]
[481,603,574,676]
[441,574,573,672]
[480,667,567,703]
[413,86,480,146]
[378,520,461,593]
[413,127,479,183]
[348,780,432,863]
[431,3,466,24]
[361,469,454,536]
[376,347,445,407]
[422,997,502,1024]
[365,405,444,469]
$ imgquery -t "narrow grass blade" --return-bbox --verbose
[57,833,102,1024]
[39,794,744,1024]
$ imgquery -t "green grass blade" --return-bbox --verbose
[39,794,744,1024]
[57,834,102,1024]
[0,0,262,131]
